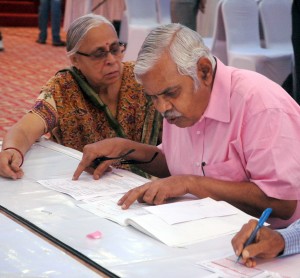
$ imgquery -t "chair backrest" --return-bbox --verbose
[197,0,221,37]
[119,10,129,43]
[222,0,261,50]
[157,0,171,24]
[259,0,292,49]
[211,1,226,41]
[209,0,227,64]
[125,0,158,25]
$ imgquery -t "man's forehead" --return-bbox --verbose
[142,77,180,96]
[141,63,178,82]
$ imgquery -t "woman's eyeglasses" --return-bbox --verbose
[76,42,126,61]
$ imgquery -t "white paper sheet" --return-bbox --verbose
[144,198,237,225]
[37,169,148,201]
[78,194,149,226]
[77,196,255,247]
[198,255,286,278]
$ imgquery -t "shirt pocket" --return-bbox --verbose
[204,158,249,182]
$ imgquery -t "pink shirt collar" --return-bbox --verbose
[202,58,231,124]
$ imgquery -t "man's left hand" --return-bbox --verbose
[118,176,190,209]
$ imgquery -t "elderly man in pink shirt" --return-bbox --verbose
[73,24,300,229]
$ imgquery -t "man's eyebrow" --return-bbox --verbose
[145,86,179,97]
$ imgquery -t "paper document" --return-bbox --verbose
[80,197,238,226]
[78,194,150,226]
[78,196,256,247]
[37,166,257,247]
[37,169,149,201]
[145,198,237,225]
[198,255,287,278]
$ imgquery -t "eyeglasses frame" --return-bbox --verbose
[76,42,126,60]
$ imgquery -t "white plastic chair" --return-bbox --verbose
[222,0,292,85]
[196,0,227,64]
[259,0,293,52]
[197,0,221,38]
[156,0,171,24]
[207,0,227,65]
[258,0,293,84]
[119,0,160,61]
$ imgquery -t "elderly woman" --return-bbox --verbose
[0,14,161,180]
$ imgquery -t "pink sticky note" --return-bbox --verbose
[86,231,102,239]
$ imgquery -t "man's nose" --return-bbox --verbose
[154,97,173,114]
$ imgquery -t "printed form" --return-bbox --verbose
[198,255,287,278]
[37,169,148,200]
[37,169,257,246]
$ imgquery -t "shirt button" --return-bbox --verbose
[196,131,201,135]
[195,162,200,167]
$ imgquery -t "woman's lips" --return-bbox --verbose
[105,70,119,78]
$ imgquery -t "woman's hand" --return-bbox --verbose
[0,149,24,180]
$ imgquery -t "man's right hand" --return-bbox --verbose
[231,219,285,267]
[73,138,135,181]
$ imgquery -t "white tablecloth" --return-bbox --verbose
[0,140,299,277]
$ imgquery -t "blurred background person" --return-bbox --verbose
[170,0,206,31]
[0,31,4,51]
[91,0,126,37]
[63,0,126,37]
[36,0,66,46]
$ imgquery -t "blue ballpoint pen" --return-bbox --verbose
[235,207,273,263]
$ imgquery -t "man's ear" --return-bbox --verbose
[196,57,213,86]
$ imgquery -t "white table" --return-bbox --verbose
[0,140,299,277]
[0,211,105,277]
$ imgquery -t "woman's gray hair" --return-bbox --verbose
[66,13,114,57]
[134,23,216,89]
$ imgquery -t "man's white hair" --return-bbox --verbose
[134,23,216,89]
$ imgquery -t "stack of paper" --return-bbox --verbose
[37,169,256,247]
